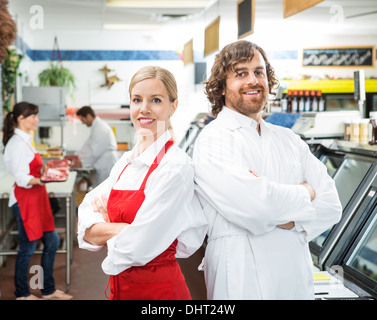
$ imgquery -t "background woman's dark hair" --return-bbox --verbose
[205,40,279,117]
[2,101,38,147]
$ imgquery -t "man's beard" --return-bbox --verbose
[224,87,268,117]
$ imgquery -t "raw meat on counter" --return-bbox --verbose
[41,159,70,182]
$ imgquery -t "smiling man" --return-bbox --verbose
[193,41,342,300]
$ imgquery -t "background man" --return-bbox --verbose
[75,106,119,186]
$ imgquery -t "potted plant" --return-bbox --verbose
[1,47,22,112]
[38,60,76,98]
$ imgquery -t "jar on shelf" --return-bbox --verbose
[359,119,369,144]
[350,119,360,143]
[369,112,377,145]
[344,120,351,141]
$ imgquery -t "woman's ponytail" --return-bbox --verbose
[2,111,16,147]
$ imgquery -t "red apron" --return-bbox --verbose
[14,152,55,242]
[106,139,191,300]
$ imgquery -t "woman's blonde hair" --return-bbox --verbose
[129,66,178,102]
[129,66,177,139]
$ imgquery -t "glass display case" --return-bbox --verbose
[178,113,212,158]
[345,212,377,288]
[178,123,202,157]
[308,140,377,299]
[308,141,377,268]
[311,156,373,248]
[331,190,377,299]
[325,93,359,112]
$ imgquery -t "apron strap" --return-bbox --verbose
[139,139,174,191]
[116,163,130,183]
[115,139,174,188]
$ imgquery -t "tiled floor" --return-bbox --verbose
[0,243,207,300]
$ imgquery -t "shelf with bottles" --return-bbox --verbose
[280,89,325,113]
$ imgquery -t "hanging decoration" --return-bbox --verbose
[99,64,121,89]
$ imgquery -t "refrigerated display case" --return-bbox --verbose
[308,140,377,299]
[342,211,377,297]
[178,113,212,157]
[308,141,377,268]
[324,175,377,299]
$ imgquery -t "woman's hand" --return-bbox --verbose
[28,177,44,186]
[84,195,130,246]
[91,195,109,222]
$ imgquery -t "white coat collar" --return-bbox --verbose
[91,116,100,127]
[129,130,172,167]
[217,106,259,130]
[216,107,271,138]
[14,128,33,145]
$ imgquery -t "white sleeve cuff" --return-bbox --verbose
[77,214,106,252]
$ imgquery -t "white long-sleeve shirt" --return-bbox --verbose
[78,130,208,275]
[193,107,342,300]
[77,117,119,186]
[3,128,36,207]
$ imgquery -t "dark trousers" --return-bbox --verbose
[12,203,59,298]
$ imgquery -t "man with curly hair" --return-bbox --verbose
[193,40,341,299]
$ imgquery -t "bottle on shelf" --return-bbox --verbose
[317,90,325,112]
[311,90,318,112]
[287,90,292,113]
[292,90,299,113]
[298,90,305,112]
[369,112,377,145]
[304,90,311,112]
[281,93,287,113]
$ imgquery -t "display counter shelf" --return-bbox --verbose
[281,79,377,93]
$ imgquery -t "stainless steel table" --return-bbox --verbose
[0,171,77,292]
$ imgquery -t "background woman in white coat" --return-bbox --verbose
[193,40,342,300]
[77,66,207,300]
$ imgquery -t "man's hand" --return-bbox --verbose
[277,221,295,230]
[301,182,316,201]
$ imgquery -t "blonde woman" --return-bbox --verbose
[78,66,207,300]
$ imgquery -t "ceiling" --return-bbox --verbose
[8,0,377,34]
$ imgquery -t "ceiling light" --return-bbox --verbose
[106,0,211,8]
[103,23,162,30]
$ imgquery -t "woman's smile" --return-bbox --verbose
[138,117,156,125]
